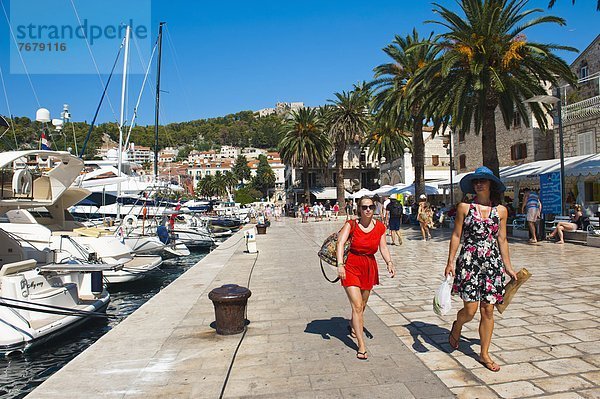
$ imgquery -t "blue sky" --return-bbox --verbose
[0,0,597,126]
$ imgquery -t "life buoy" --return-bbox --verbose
[12,168,33,196]
[123,215,138,229]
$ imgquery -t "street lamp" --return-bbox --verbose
[442,133,454,205]
[524,90,565,216]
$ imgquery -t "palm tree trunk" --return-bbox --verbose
[412,118,425,198]
[482,104,500,176]
[303,163,310,204]
[335,144,346,215]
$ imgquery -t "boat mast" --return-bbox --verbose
[154,22,165,180]
[117,25,131,219]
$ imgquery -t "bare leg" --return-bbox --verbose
[390,230,397,245]
[479,302,500,371]
[449,301,478,349]
[528,221,537,242]
[557,225,565,243]
[420,222,427,240]
[345,286,369,358]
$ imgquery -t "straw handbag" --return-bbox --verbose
[496,268,532,314]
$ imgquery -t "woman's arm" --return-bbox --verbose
[335,221,353,279]
[497,205,518,280]
[379,233,395,278]
[444,203,468,277]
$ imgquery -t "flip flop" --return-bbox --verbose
[347,325,356,338]
[356,351,368,360]
[448,321,460,350]
[480,359,501,372]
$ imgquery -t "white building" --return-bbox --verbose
[255,102,305,117]
[380,126,455,189]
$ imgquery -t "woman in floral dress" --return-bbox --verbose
[444,166,518,372]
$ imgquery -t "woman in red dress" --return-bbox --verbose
[336,196,395,360]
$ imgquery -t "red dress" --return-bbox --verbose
[342,220,386,291]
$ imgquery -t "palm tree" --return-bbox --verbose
[371,29,442,197]
[222,171,238,199]
[548,0,600,11]
[279,108,332,203]
[326,90,370,209]
[363,121,411,164]
[212,171,229,199]
[418,0,577,175]
[197,175,215,198]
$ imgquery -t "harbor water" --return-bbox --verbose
[0,252,208,399]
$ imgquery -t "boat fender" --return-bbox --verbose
[123,215,138,229]
[91,271,103,295]
[12,168,33,196]
[157,225,170,244]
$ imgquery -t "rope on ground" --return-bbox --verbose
[218,247,260,399]
[211,234,245,251]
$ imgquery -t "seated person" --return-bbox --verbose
[547,204,583,244]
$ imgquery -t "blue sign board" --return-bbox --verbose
[539,172,562,215]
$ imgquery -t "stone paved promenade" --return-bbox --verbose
[28,217,599,398]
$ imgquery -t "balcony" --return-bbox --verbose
[563,95,600,122]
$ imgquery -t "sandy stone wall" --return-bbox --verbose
[560,114,600,157]
[453,111,554,172]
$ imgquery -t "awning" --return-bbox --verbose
[438,154,600,189]
[304,187,352,200]
[350,188,377,199]
[389,183,440,196]
[312,187,350,200]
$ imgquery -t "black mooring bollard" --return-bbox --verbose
[208,284,252,335]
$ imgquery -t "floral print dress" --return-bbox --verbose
[452,203,505,304]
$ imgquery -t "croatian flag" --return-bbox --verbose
[41,131,51,150]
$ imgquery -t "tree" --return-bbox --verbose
[371,29,442,198]
[196,175,215,198]
[548,0,600,11]
[212,171,229,199]
[363,121,411,163]
[325,90,370,210]
[279,108,332,203]
[232,155,251,185]
[234,187,263,205]
[250,154,276,197]
[419,0,577,175]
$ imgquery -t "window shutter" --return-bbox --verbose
[578,132,595,156]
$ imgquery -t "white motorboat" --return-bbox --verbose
[0,210,163,285]
[0,150,120,355]
[0,151,162,285]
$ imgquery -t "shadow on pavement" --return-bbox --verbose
[304,317,358,351]
[405,321,481,361]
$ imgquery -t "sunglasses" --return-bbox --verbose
[361,205,376,211]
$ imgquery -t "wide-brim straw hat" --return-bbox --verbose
[459,166,506,194]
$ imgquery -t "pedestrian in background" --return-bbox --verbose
[333,202,340,220]
[336,196,395,360]
[345,200,353,220]
[418,195,433,241]
[521,188,541,243]
[444,166,518,372]
[386,194,403,245]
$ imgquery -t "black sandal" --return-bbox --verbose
[356,351,368,360]
[347,325,356,338]
[448,321,460,350]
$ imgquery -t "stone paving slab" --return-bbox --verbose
[341,221,600,399]
[28,220,453,399]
